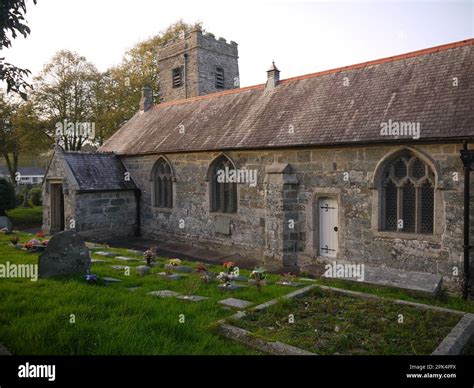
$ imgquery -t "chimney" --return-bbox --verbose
[265,61,280,90]
[139,86,153,112]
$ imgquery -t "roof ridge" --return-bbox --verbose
[155,38,473,108]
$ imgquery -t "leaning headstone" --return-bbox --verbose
[38,230,90,278]
[0,216,13,233]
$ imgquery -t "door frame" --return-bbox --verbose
[50,181,65,234]
[318,197,339,257]
[305,188,345,259]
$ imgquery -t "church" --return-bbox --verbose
[42,29,474,293]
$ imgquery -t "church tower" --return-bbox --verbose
[157,29,239,103]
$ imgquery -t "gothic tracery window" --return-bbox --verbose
[152,158,173,208]
[210,156,237,213]
[381,151,434,234]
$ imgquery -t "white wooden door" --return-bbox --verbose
[319,198,338,257]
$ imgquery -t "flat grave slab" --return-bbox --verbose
[102,277,122,283]
[115,256,139,261]
[91,259,105,263]
[110,265,127,270]
[218,284,248,292]
[127,249,143,255]
[218,298,253,309]
[322,265,443,296]
[164,264,193,273]
[176,295,209,302]
[127,287,141,292]
[94,251,118,257]
[148,290,180,298]
[158,272,182,280]
[276,281,304,287]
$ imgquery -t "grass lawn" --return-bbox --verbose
[6,206,43,229]
[231,287,462,355]
[1,231,473,355]
[0,231,300,355]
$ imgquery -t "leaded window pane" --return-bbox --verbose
[421,181,434,233]
[384,180,397,230]
[402,181,416,232]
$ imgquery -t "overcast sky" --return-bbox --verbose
[3,0,473,88]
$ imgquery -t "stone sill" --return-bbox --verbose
[373,230,439,243]
[151,207,173,213]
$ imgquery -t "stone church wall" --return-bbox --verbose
[120,142,466,292]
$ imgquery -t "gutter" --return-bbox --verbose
[113,137,474,158]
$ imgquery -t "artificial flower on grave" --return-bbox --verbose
[168,258,182,266]
[250,266,267,291]
[143,249,156,266]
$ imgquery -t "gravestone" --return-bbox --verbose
[136,266,151,276]
[0,216,13,233]
[164,264,193,273]
[218,298,252,309]
[115,256,138,261]
[148,290,180,298]
[176,295,209,302]
[38,230,90,278]
[158,272,181,280]
[276,281,303,287]
[102,277,122,283]
[218,283,248,292]
[94,251,117,257]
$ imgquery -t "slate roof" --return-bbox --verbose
[0,166,45,176]
[100,39,474,156]
[63,151,137,191]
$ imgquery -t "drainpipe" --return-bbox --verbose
[460,140,472,299]
[134,189,141,237]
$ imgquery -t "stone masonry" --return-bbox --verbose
[119,143,469,292]
[157,29,239,102]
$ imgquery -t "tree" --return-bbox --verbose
[94,20,202,143]
[33,50,99,150]
[0,94,49,181]
[0,0,37,100]
[0,177,16,215]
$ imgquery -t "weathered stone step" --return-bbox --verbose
[324,264,443,296]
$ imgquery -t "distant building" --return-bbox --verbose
[0,166,46,185]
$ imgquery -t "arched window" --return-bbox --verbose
[381,151,434,234]
[151,158,173,208]
[209,155,237,213]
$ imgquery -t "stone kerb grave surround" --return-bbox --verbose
[218,284,474,355]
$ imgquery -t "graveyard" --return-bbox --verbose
[0,229,473,355]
